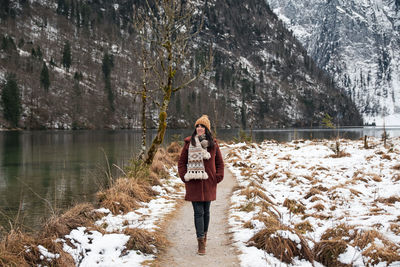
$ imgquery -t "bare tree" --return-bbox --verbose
[133,0,212,165]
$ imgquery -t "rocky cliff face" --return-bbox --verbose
[0,0,362,129]
[267,0,400,126]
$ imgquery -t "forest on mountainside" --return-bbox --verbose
[0,0,362,129]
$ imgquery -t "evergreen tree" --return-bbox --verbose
[1,73,22,127]
[102,51,114,111]
[40,62,50,91]
[57,0,65,14]
[36,45,43,59]
[1,35,16,52]
[62,41,72,71]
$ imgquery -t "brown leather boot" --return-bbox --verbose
[204,232,207,247]
[197,237,206,255]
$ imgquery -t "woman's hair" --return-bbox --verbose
[191,125,215,148]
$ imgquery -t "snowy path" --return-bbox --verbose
[158,149,240,266]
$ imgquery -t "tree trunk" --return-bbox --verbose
[144,90,171,165]
[144,40,174,166]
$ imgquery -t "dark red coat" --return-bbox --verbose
[178,136,224,201]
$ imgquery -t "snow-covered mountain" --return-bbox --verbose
[266,0,400,126]
[0,0,362,129]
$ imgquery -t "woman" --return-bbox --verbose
[178,115,224,255]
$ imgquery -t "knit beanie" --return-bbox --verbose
[195,115,211,131]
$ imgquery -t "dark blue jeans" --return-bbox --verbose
[191,201,211,239]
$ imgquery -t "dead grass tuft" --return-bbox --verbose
[310,196,322,202]
[314,224,356,266]
[279,155,291,161]
[243,221,254,229]
[42,203,101,238]
[349,189,362,197]
[268,172,279,181]
[241,187,273,204]
[239,202,256,212]
[381,154,391,160]
[304,187,322,199]
[390,224,400,235]
[320,224,354,242]
[313,240,348,267]
[312,203,325,212]
[166,142,181,154]
[377,196,400,204]
[353,229,400,265]
[294,221,313,234]
[371,174,382,182]
[283,199,306,214]
[329,151,351,158]
[392,164,400,170]
[248,223,313,264]
[0,230,74,267]
[123,228,168,254]
[97,178,157,214]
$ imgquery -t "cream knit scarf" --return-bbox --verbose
[184,135,211,181]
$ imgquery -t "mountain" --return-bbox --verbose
[266,0,400,126]
[0,0,362,130]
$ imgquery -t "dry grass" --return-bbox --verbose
[313,239,348,267]
[377,196,400,204]
[390,224,400,235]
[329,151,351,158]
[310,196,322,202]
[392,164,400,170]
[312,203,325,212]
[97,177,157,214]
[0,144,182,266]
[353,229,400,265]
[42,203,102,237]
[381,154,391,160]
[279,155,291,161]
[314,224,400,266]
[0,229,75,267]
[371,174,382,182]
[123,228,168,255]
[314,224,355,266]
[268,172,279,181]
[240,186,273,204]
[283,199,306,214]
[349,188,362,197]
[239,202,256,212]
[243,221,254,229]
[304,187,322,199]
[294,221,313,234]
[248,220,313,264]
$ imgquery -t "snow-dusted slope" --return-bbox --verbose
[267,0,400,126]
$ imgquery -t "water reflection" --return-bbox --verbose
[0,127,399,232]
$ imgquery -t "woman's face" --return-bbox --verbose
[196,124,206,136]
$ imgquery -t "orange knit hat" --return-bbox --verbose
[194,115,211,131]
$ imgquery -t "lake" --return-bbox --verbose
[0,127,399,232]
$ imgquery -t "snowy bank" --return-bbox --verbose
[224,137,400,267]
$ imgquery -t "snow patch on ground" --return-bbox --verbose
[53,167,184,266]
[224,137,400,266]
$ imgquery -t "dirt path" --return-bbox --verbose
[158,149,240,266]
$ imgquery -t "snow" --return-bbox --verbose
[224,137,400,266]
[49,167,183,266]
[37,245,59,260]
[267,0,400,126]
[338,245,363,265]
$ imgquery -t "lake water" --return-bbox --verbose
[0,127,399,232]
